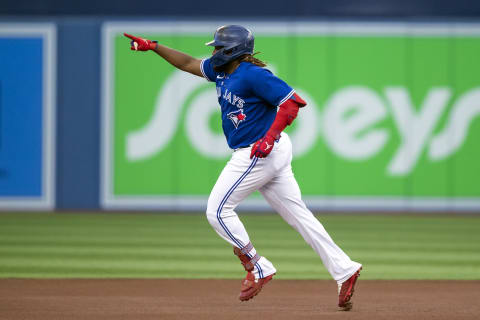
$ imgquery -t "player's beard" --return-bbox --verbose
[213,59,236,73]
[213,64,227,73]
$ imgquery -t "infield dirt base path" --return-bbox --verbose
[1,279,479,320]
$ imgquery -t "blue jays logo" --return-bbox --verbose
[227,109,247,129]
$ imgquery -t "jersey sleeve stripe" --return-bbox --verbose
[277,89,295,107]
[200,58,213,82]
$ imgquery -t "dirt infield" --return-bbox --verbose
[1,279,479,319]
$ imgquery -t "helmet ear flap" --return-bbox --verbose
[223,47,234,56]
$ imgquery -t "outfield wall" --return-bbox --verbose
[1,18,480,212]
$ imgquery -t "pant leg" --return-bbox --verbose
[206,149,277,279]
[259,138,361,282]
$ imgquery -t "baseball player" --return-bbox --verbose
[124,25,362,310]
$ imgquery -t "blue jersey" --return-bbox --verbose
[200,58,294,149]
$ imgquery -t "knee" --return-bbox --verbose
[206,197,220,227]
[205,208,217,227]
[206,197,234,227]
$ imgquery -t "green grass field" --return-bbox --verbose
[0,213,479,280]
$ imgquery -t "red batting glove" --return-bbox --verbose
[124,33,158,51]
[249,95,305,159]
[250,135,276,159]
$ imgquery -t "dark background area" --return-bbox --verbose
[1,0,480,18]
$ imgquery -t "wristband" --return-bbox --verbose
[149,41,159,50]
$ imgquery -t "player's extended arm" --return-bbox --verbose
[250,93,307,159]
[124,33,203,77]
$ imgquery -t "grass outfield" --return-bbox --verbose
[0,212,479,280]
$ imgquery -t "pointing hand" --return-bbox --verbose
[124,33,158,51]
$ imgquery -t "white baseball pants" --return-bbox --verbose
[206,133,362,283]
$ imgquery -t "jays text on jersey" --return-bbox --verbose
[200,58,295,149]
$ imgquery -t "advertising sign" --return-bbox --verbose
[102,22,480,211]
[0,24,56,209]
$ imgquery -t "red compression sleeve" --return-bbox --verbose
[266,93,307,139]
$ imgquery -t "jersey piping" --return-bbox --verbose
[200,58,214,82]
[277,89,295,107]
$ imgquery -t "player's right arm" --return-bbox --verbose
[124,33,203,77]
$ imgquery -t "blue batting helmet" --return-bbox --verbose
[206,25,254,68]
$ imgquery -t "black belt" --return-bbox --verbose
[234,144,253,152]
[233,135,282,152]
